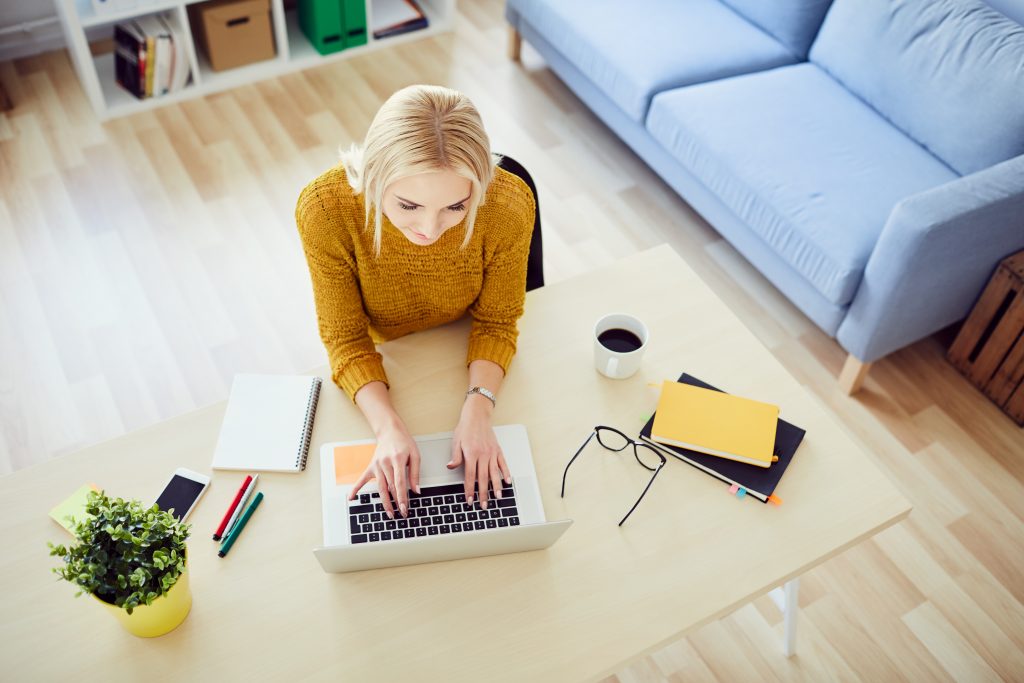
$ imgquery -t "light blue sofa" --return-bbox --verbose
[506,0,1024,391]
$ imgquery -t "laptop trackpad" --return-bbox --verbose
[417,436,460,482]
[415,435,524,490]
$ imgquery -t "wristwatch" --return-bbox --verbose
[466,385,497,407]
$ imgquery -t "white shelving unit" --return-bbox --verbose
[55,0,455,120]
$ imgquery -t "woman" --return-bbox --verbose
[295,84,536,523]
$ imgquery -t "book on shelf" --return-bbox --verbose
[372,0,429,39]
[114,21,145,99]
[640,373,806,503]
[160,14,192,94]
[135,16,164,96]
[113,13,191,100]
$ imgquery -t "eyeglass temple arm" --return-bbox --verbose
[618,461,665,527]
[561,430,596,497]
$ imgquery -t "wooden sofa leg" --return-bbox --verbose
[839,354,872,395]
[508,26,522,61]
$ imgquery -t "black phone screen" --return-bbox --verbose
[155,475,206,521]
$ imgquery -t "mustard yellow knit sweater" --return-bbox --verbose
[295,165,536,400]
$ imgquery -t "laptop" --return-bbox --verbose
[314,424,572,573]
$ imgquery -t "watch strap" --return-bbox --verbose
[466,385,496,407]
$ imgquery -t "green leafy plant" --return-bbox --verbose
[48,490,190,615]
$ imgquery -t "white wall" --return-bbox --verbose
[0,1,67,61]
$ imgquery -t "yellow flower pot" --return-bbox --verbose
[92,555,192,638]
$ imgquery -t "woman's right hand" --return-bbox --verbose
[348,418,421,519]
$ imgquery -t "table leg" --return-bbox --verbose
[769,577,800,657]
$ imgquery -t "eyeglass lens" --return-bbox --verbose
[596,427,661,471]
[595,427,629,451]
[633,443,663,471]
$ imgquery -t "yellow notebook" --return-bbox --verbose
[651,381,779,468]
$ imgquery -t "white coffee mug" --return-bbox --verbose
[593,313,649,379]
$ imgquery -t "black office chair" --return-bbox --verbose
[496,154,544,291]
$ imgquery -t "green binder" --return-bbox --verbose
[297,0,345,55]
[341,0,367,48]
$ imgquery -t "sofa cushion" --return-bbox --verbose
[506,0,798,123]
[809,0,1024,176]
[646,63,958,306]
[719,0,833,58]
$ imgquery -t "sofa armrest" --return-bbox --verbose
[837,154,1024,363]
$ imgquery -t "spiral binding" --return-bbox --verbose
[296,377,322,471]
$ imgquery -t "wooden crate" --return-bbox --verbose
[948,251,1024,426]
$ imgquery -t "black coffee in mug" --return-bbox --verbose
[598,328,643,353]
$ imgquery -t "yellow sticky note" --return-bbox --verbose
[334,444,376,485]
[49,483,99,534]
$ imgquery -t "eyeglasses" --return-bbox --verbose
[561,426,667,526]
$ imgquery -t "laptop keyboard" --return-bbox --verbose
[347,482,520,544]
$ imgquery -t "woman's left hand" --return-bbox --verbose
[448,398,511,509]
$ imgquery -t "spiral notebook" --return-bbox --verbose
[211,374,322,473]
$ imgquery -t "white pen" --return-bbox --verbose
[224,474,259,536]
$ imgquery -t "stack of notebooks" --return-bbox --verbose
[640,373,806,503]
[114,13,192,100]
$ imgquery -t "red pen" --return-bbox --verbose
[213,475,252,540]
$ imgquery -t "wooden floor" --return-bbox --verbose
[2,2,1023,680]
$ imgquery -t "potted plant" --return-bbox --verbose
[48,490,193,637]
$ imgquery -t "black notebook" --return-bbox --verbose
[639,373,806,503]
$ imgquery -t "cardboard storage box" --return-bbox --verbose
[191,0,276,72]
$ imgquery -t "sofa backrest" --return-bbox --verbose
[809,0,1024,177]
[719,0,833,58]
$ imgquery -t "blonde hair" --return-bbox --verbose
[340,84,496,254]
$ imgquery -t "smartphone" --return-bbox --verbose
[154,468,211,522]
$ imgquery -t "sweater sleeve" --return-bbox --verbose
[466,181,535,372]
[295,179,389,400]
